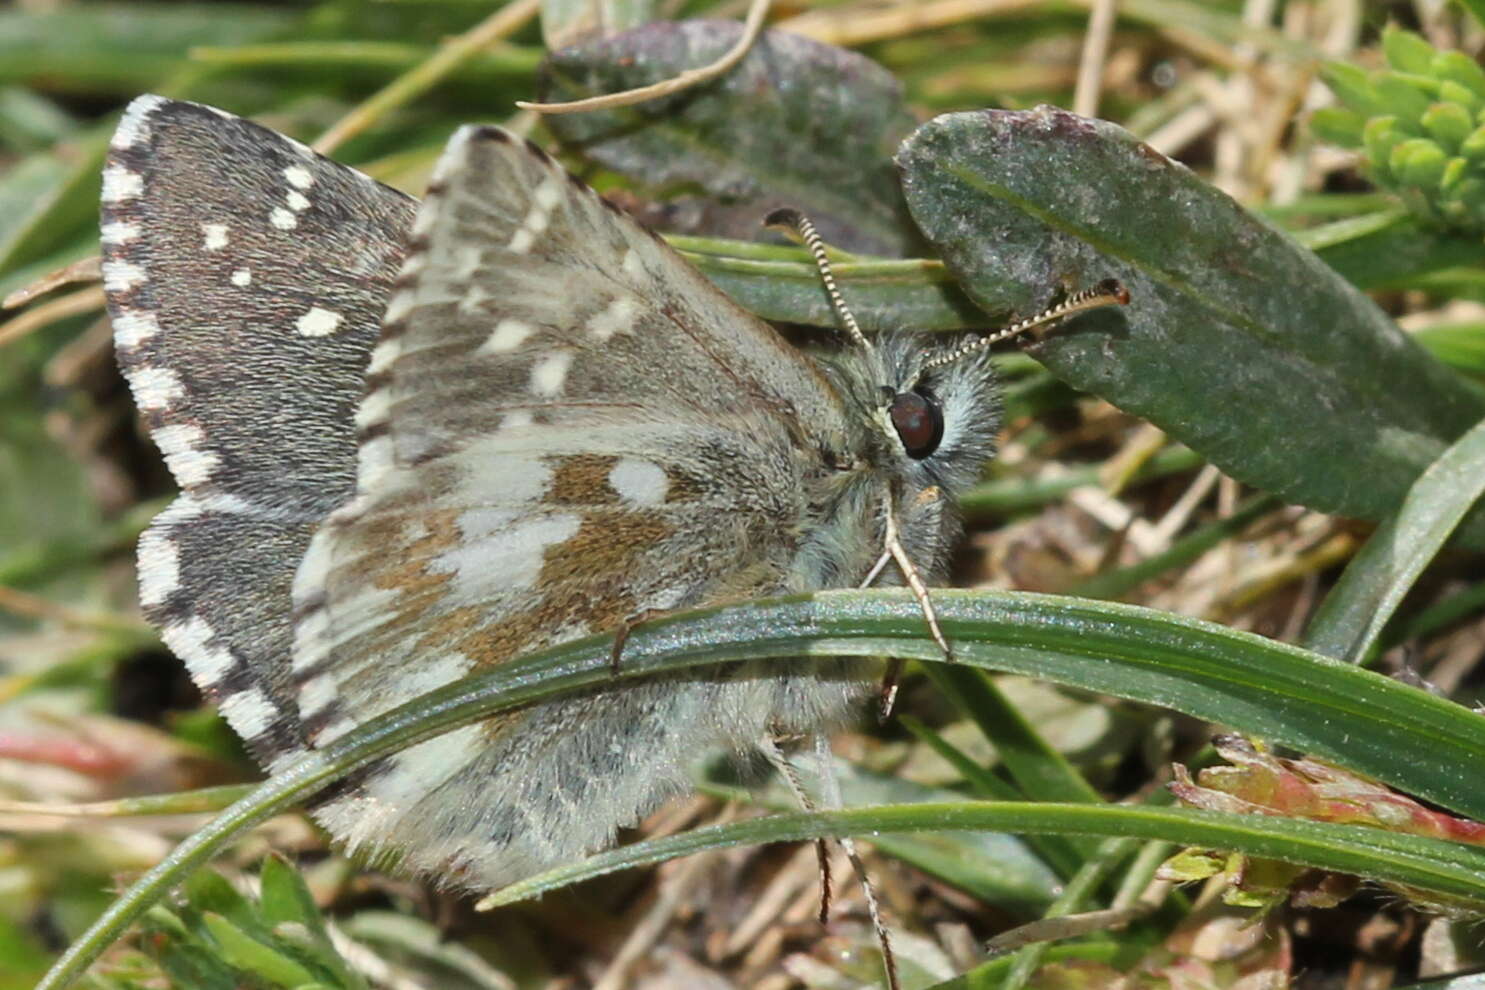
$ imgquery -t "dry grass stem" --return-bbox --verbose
[519,0,771,115]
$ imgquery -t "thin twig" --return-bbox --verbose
[1073,0,1120,118]
[779,0,1043,48]
[313,0,541,154]
[0,584,152,637]
[0,286,106,349]
[3,255,101,310]
[517,0,771,115]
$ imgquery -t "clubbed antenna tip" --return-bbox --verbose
[921,278,1131,372]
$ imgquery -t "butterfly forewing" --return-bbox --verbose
[102,96,416,767]
[289,126,866,889]
[356,126,847,481]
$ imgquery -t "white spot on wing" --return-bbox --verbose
[357,434,394,489]
[220,687,279,741]
[100,221,138,246]
[432,512,580,597]
[478,318,535,354]
[609,458,669,506]
[137,528,180,607]
[103,260,146,293]
[314,714,358,746]
[270,207,298,230]
[128,366,185,410]
[201,223,229,251]
[152,423,219,486]
[588,296,637,341]
[364,723,483,810]
[284,165,314,189]
[461,452,551,504]
[113,310,160,350]
[298,673,338,718]
[101,165,143,203]
[622,248,646,282]
[355,388,392,430]
[383,291,415,326]
[286,190,310,212]
[296,306,343,337]
[161,615,237,688]
[508,228,535,254]
[111,94,166,150]
[534,175,563,212]
[231,268,252,287]
[501,410,534,430]
[529,350,572,396]
[367,339,399,375]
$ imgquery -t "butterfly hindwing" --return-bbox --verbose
[289,126,866,888]
[102,96,416,766]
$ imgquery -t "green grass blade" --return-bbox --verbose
[35,589,1485,988]
[1304,414,1485,661]
[477,802,1485,909]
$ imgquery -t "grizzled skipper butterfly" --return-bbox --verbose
[101,96,1126,893]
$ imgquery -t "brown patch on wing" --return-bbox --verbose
[455,510,672,674]
[549,454,620,506]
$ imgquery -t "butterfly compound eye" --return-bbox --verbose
[889,391,944,460]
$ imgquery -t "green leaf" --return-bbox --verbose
[1462,123,1485,159]
[1376,73,1438,119]
[1434,49,1485,101]
[1321,61,1385,116]
[895,108,1485,541]
[538,20,923,255]
[1423,101,1474,152]
[1303,415,1485,662]
[1391,137,1449,189]
[1308,106,1365,147]
[35,589,1485,989]
[258,856,325,936]
[201,913,318,989]
[1439,79,1482,114]
[1382,25,1438,75]
[1300,210,1485,289]
[0,124,108,276]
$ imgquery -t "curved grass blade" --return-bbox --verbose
[477,802,1485,909]
[1304,414,1485,662]
[896,108,1485,542]
[35,589,1485,988]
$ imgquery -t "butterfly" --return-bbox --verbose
[101,95,1126,892]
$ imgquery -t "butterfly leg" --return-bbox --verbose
[882,497,952,662]
[608,608,668,675]
[870,499,953,720]
[758,735,901,990]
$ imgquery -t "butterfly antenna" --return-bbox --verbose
[921,278,1130,371]
[764,208,873,353]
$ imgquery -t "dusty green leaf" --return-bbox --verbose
[538,20,923,255]
[896,108,1485,540]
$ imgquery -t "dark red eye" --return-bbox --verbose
[889,390,943,460]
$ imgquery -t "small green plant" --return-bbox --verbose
[89,857,366,990]
[1313,24,1485,231]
